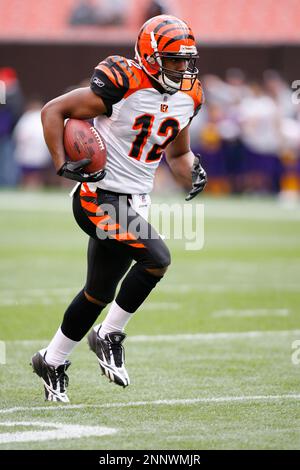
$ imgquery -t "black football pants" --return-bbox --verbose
[72,183,171,306]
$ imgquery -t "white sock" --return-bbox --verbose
[42,327,78,367]
[94,301,132,339]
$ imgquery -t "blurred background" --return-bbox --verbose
[0,0,300,198]
[1,2,300,449]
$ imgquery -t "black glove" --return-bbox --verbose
[185,154,207,201]
[57,159,106,183]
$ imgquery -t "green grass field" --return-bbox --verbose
[0,190,300,450]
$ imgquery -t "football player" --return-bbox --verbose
[31,14,207,402]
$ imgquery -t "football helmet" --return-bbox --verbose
[135,14,199,93]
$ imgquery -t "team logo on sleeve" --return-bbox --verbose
[93,77,105,88]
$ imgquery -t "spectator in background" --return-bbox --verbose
[191,70,300,195]
[0,67,24,186]
[238,82,282,192]
[263,69,295,118]
[69,0,127,27]
[225,68,250,102]
[222,69,249,192]
[69,0,98,25]
[143,0,168,21]
[94,0,127,25]
[191,70,249,193]
[13,97,51,188]
[190,102,230,194]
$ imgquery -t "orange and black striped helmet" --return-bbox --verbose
[135,14,198,93]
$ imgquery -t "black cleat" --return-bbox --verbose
[88,327,130,387]
[31,351,71,402]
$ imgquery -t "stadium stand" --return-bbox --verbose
[0,0,300,43]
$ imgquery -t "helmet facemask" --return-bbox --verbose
[148,51,198,93]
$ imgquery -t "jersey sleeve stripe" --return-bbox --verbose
[95,56,142,95]
[95,64,120,88]
[96,61,124,87]
[112,57,134,76]
[112,67,125,88]
[110,66,124,87]
[111,57,140,87]
[110,62,130,89]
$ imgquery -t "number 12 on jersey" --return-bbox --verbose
[129,113,180,163]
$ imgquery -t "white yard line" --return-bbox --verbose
[1,394,300,416]
[0,288,76,296]
[142,302,179,310]
[0,421,117,444]
[1,283,300,308]
[128,330,300,342]
[6,329,300,346]
[161,284,300,293]
[212,309,290,318]
[1,193,300,220]
[0,298,179,308]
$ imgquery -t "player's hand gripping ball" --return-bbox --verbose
[59,119,107,183]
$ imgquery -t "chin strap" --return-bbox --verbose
[161,74,181,92]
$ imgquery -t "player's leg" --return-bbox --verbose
[31,186,132,401]
[88,233,170,388]
[96,191,170,327]
[87,190,170,386]
[92,218,170,336]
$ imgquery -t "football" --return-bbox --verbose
[63,119,107,173]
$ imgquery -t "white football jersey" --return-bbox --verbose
[90,56,203,194]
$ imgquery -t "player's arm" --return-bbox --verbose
[165,125,194,187]
[41,87,107,172]
[165,125,207,200]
